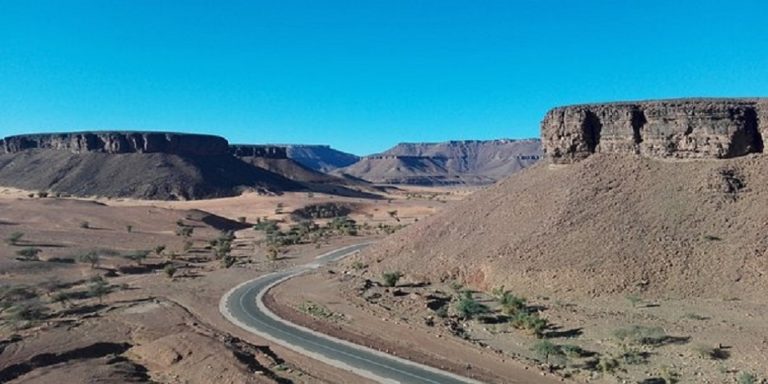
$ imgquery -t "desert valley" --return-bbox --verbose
[1,99,766,384]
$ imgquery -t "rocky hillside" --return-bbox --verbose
[284,145,360,172]
[0,132,300,200]
[335,139,541,185]
[360,99,768,299]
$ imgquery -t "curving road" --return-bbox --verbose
[219,243,483,384]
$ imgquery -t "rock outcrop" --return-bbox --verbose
[0,132,229,156]
[229,144,288,159]
[542,98,768,163]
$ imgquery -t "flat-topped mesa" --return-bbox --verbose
[542,98,768,163]
[229,144,288,159]
[0,131,230,156]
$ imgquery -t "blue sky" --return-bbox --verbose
[1,1,767,155]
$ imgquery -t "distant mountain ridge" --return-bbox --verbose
[335,139,542,185]
[283,145,360,172]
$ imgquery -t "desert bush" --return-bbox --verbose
[510,311,549,338]
[88,275,109,303]
[692,344,729,360]
[498,291,527,315]
[625,294,643,308]
[382,271,403,287]
[560,344,587,359]
[660,366,680,384]
[531,340,566,365]
[455,292,490,320]
[5,299,48,325]
[5,232,24,245]
[163,264,177,278]
[613,325,668,346]
[125,225,133,233]
[0,286,38,310]
[737,372,758,384]
[154,245,166,256]
[77,251,100,268]
[237,216,247,223]
[16,247,41,261]
[253,219,279,233]
[80,221,90,229]
[597,356,620,374]
[37,191,49,198]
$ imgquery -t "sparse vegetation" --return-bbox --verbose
[350,260,367,270]
[87,275,109,303]
[509,311,549,338]
[154,245,166,256]
[164,264,177,278]
[176,225,194,238]
[125,224,133,233]
[15,247,42,261]
[613,325,670,347]
[77,251,100,269]
[290,202,352,221]
[738,372,758,384]
[382,271,403,287]
[531,340,566,366]
[455,292,490,320]
[497,290,527,315]
[79,221,90,229]
[5,231,24,245]
[626,294,643,308]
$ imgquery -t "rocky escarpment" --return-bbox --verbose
[542,98,768,163]
[1,131,229,156]
[229,144,288,159]
[0,131,303,200]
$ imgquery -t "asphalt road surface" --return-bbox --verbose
[220,243,483,384]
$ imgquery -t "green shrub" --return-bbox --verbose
[164,264,177,278]
[382,271,403,287]
[5,232,24,245]
[88,275,109,303]
[613,325,668,346]
[498,291,527,315]
[15,247,41,261]
[737,372,758,384]
[77,251,100,268]
[510,311,549,338]
[455,293,490,320]
[531,340,565,365]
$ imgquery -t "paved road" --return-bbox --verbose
[219,243,483,384]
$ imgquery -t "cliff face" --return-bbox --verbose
[542,99,768,163]
[0,132,229,156]
[229,144,288,159]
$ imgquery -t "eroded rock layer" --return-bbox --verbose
[542,99,768,163]
[0,132,229,156]
[229,144,288,159]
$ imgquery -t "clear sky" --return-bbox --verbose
[1,1,767,155]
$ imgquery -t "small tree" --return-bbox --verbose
[5,232,24,246]
[455,293,490,320]
[78,251,100,269]
[88,275,109,304]
[154,245,166,256]
[498,291,527,315]
[6,299,48,325]
[164,264,177,279]
[387,210,400,222]
[16,247,42,261]
[531,340,565,366]
[125,225,133,233]
[382,271,403,287]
